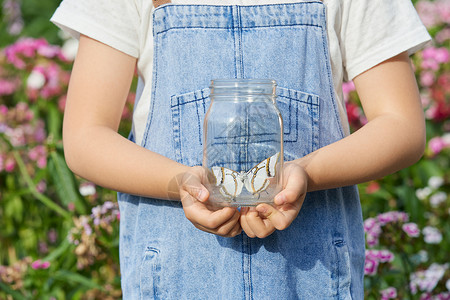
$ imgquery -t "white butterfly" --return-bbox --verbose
[211,152,280,199]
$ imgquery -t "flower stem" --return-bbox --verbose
[12,150,71,219]
[399,252,414,300]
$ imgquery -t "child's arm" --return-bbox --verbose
[298,51,425,191]
[241,52,425,238]
[64,35,240,237]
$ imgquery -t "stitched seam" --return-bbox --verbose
[195,100,202,145]
[238,7,244,78]
[142,37,159,148]
[155,23,322,35]
[154,2,323,11]
[170,96,208,107]
[320,7,345,139]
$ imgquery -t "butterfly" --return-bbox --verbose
[211,152,280,199]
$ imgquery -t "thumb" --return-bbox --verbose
[182,172,209,202]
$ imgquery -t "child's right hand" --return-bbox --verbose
[179,166,242,237]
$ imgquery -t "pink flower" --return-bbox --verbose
[435,292,450,300]
[416,1,440,28]
[428,137,447,155]
[0,79,17,96]
[364,256,379,276]
[31,260,50,270]
[342,81,356,102]
[436,28,450,43]
[37,157,47,169]
[402,223,421,237]
[380,287,397,300]
[434,48,450,64]
[366,233,379,247]
[363,218,378,232]
[378,250,395,263]
[0,105,8,116]
[4,156,15,172]
[67,202,75,212]
[420,71,435,87]
[377,211,397,225]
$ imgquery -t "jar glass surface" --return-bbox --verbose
[203,79,283,207]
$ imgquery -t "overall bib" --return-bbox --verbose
[118,2,365,299]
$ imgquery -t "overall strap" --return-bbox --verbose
[153,0,323,9]
[153,0,171,8]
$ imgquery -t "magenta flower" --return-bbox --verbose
[402,223,421,238]
[378,250,395,263]
[4,38,66,69]
[31,260,50,270]
[4,156,15,172]
[364,256,379,276]
[428,136,449,155]
[377,211,407,225]
[380,287,397,300]
[363,218,378,232]
[435,292,450,300]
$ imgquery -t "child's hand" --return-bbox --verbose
[179,166,242,237]
[240,163,307,238]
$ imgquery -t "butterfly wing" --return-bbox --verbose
[211,166,243,198]
[244,152,280,194]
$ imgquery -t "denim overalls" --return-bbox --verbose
[118,2,365,299]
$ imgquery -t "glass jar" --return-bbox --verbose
[203,79,283,207]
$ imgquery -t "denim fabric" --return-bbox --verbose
[118,2,365,299]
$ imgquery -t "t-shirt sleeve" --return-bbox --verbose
[340,0,431,81]
[50,0,141,58]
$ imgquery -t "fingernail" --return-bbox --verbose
[275,193,286,205]
[259,206,267,214]
[197,189,204,200]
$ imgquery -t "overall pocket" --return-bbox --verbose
[333,239,352,299]
[170,86,320,166]
[275,87,320,161]
[139,246,161,300]
[171,88,210,166]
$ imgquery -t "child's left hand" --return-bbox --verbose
[240,162,308,238]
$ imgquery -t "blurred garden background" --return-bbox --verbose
[0,0,449,299]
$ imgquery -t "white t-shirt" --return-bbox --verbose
[51,0,430,142]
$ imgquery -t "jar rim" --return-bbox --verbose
[211,78,276,86]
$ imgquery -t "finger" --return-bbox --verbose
[214,208,241,236]
[184,201,238,230]
[228,220,242,237]
[181,174,210,203]
[274,165,307,206]
[245,207,275,238]
[240,207,256,238]
[256,203,297,231]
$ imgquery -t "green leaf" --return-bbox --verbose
[53,270,104,290]
[4,196,24,223]
[42,239,71,262]
[47,103,62,140]
[0,281,28,300]
[48,151,86,214]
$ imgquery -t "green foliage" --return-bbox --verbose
[0,0,449,299]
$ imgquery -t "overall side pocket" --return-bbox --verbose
[170,88,210,166]
[333,240,352,300]
[276,87,320,161]
[140,246,161,300]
